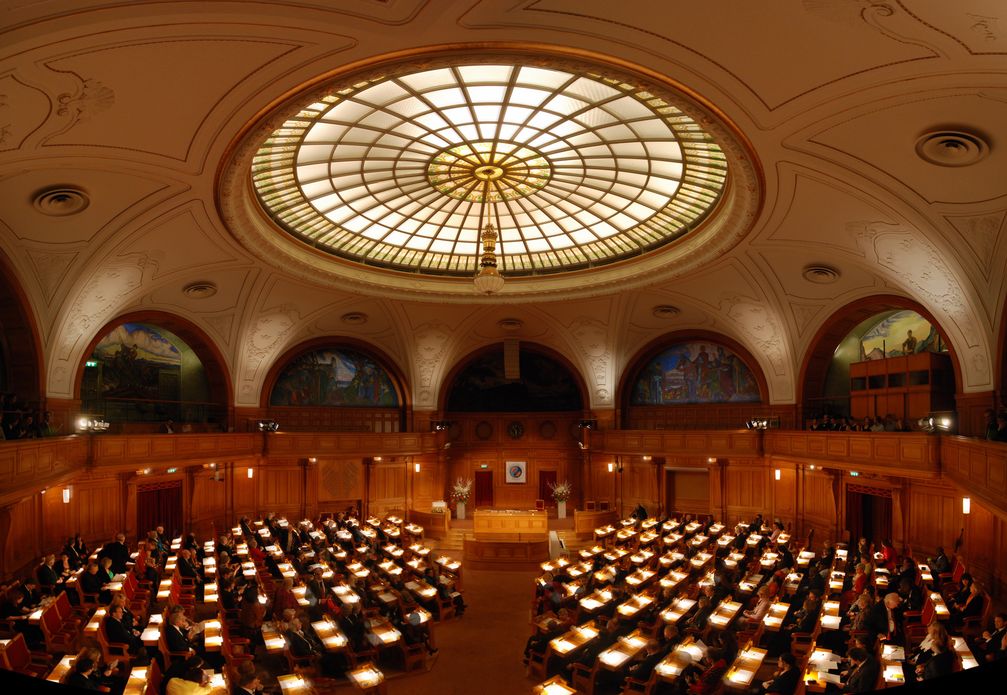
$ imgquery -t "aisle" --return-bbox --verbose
[382,567,538,695]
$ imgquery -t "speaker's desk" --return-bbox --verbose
[472,508,548,541]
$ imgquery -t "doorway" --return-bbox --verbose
[538,470,558,507]
[137,480,183,540]
[474,470,494,508]
[846,485,893,550]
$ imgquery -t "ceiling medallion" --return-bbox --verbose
[341,312,369,325]
[33,186,89,216]
[915,129,989,167]
[652,305,681,318]
[802,264,840,284]
[182,281,218,299]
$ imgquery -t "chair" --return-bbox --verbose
[621,669,659,695]
[535,499,546,511]
[97,618,132,666]
[398,641,428,672]
[77,580,100,611]
[158,629,193,666]
[284,644,319,675]
[0,632,52,677]
[962,591,992,640]
[571,659,612,695]
[54,590,88,627]
[40,602,79,654]
[144,656,162,695]
[585,500,596,511]
[599,501,610,511]
[435,594,456,622]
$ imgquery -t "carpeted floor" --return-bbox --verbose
[329,566,539,694]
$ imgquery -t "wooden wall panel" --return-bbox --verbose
[667,470,710,517]
[316,459,364,502]
[908,482,963,555]
[191,472,228,538]
[724,464,768,526]
[2,496,38,576]
[801,471,838,543]
[369,461,406,517]
[259,466,303,518]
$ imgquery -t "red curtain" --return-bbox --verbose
[538,470,557,506]
[474,471,493,508]
[137,481,183,540]
[846,489,892,549]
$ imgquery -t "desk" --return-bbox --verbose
[625,568,656,588]
[46,655,73,683]
[880,644,908,686]
[312,617,349,651]
[707,600,742,630]
[277,673,313,695]
[660,597,696,625]
[951,636,979,670]
[819,600,841,631]
[723,644,767,690]
[533,675,577,695]
[347,662,386,693]
[616,593,655,619]
[659,569,689,592]
[929,591,951,620]
[473,509,548,540]
[762,602,789,632]
[365,616,402,647]
[597,630,648,670]
[549,621,600,657]
[656,638,705,682]
[262,622,286,654]
[578,589,615,614]
[141,614,162,646]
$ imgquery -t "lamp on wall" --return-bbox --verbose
[62,487,71,504]
[414,462,421,473]
[962,497,971,514]
[76,416,110,433]
[774,468,781,481]
[247,467,254,479]
[607,462,614,473]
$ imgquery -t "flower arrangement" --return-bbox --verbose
[549,480,573,502]
[450,477,473,503]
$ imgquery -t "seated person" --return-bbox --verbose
[952,581,985,629]
[272,578,299,616]
[65,655,114,691]
[980,612,1007,662]
[761,652,799,695]
[929,547,951,577]
[164,606,202,662]
[915,621,955,681]
[685,646,727,695]
[165,655,213,695]
[842,646,880,693]
[104,602,146,659]
[80,562,111,604]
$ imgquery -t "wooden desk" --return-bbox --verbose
[312,617,349,652]
[597,630,648,670]
[762,602,789,632]
[574,510,619,538]
[723,643,767,691]
[707,600,742,630]
[549,621,600,657]
[278,673,314,695]
[347,661,386,694]
[473,509,547,540]
[656,638,705,682]
[660,597,696,625]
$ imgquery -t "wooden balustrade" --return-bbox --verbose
[0,436,88,507]
[940,436,1007,519]
[595,429,761,457]
[764,430,940,478]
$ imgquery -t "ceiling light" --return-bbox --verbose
[802,264,840,284]
[915,129,989,167]
[182,281,218,299]
[473,222,505,294]
[33,186,90,216]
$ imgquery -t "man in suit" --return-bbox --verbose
[165,606,197,662]
[177,549,204,585]
[99,533,130,574]
[626,639,666,682]
[761,652,799,695]
[843,647,880,693]
[980,612,1007,662]
[36,554,60,595]
[105,603,144,658]
[232,669,263,695]
[864,592,902,643]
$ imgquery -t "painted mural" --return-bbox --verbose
[445,350,582,412]
[860,311,945,360]
[91,323,182,399]
[631,342,760,405]
[269,348,398,407]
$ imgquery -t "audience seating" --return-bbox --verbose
[0,632,52,677]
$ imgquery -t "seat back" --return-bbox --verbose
[1,632,29,671]
[144,653,161,695]
[54,591,75,622]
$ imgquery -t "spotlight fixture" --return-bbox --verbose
[642,455,652,462]
[307,457,317,464]
[257,420,279,432]
[744,417,779,430]
[917,411,955,434]
[76,416,110,433]
[431,420,451,432]
[578,419,598,430]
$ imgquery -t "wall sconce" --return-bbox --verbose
[373,456,383,462]
[962,497,971,514]
[809,464,816,470]
[257,420,279,432]
[774,469,781,481]
[247,467,254,479]
[307,457,317,464]
[642,455,652,462]
[414,462,421,473]
[62,487,71,504]
[607,462,614,473]
[707,457,717,464]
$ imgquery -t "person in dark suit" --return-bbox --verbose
[99,533,130,574]
[80,562,105,602]
[980,612,1007,662]
[232,669,263,695]
[929,547,951,577]
[105,603,144,657]
[177,549,204,585]
[864,592,902,643]
[761,652,799,695]
[843,647,880,693]
[165,606,196,661]
[626,639,666,682]
[36,554,60,595]
[65,656,101,690]
[952,581,985,629]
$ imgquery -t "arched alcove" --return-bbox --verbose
[0,250,44,409]
[260,338,408,432]
[618,330,771,429]
[74,311,232,432]
[798,296,960,428]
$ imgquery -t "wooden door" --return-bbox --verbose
[474,470,493,508]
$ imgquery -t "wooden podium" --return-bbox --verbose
[465,509,550,570]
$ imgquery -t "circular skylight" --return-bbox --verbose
[252,61,728,276]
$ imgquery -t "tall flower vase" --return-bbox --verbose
[557,500,566,519]
[456,501,466,520]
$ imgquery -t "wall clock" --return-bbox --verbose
[507,420,524,439]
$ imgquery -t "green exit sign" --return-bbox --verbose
[480,464,489,469]
[85,360,98,367]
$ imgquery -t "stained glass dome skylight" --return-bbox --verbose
[251,60,728,276]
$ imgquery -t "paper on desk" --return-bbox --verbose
[820,672,842,684]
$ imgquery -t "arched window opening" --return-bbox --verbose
[444,348,582,412]
[815,310,953,430]
[80,322,221,430]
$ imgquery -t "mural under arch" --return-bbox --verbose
[269,347,398,407]
[445,349,582,412]
[81,322,212,424]
[630,342,760,405]
[859,310,945,360]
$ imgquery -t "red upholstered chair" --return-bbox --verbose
[0,632,52,677]
[40,601,79,654]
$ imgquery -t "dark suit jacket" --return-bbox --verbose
[960,593,984,619]
[105,616,139,651]
[864,602,893,638]
[922,650,954,680]
[80,571,104,596]
[765,666,799,695]
[100,541,129,574]
[165,623,192,653]
[285,629,318,658]
[36,564,59,589]
[843,656,880,693]
[66,671,99,690]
